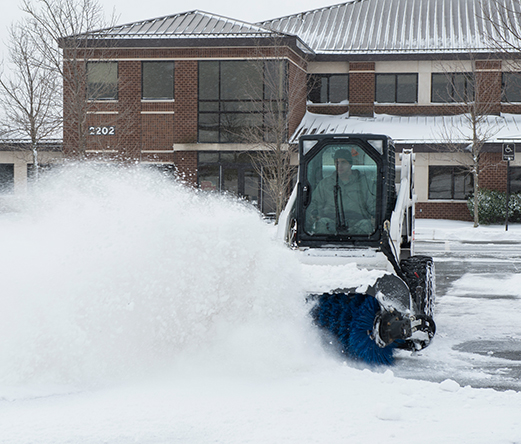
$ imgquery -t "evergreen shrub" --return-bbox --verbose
[467,189,521,224]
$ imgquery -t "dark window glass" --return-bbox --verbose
[264,60,286,101]
[308,74,348,103]
[221,61,262,101]
[87,62,118,100]
[0,164,14,193]
[375,74,417,103]
[222,167,239,193]
[198,152,219,163]
[198,164,220,191]
[510,166,521,193]
[199,61,219,100]
[197,152,275,212]
[244,169,260,205]
[429,166,473,199]
[304,143,377,236]
[142,61,174,100]
[502,73,521,103]
[432,73,474,103]
[198,113,219,143]
[375,74,395,102]
[396,74,417,103]
[328,75,349,103]
[198,60,287,143]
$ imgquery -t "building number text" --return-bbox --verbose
[89,126,115,136]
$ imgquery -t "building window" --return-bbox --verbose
[502,72,521,103]
[198,60,287,143]
[308,74,348,103]
[142,61,174,100]
[431,73,474,103]
[197,151,273,212]
[375,74,417,103]
[428,166,473,200]
[87,62,118,100]
[509,167,521,193]
[0,164,14,193]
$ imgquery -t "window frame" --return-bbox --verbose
[502,72,521,103]
[86,61,118,101]
[428,165,473,200]
[508,166,521,193]
[197,151,267,210]
[375,73,418,104]
[141,61,175,101]
[431,72,474,103]
[198,60,288,143]
[0,163,14,194]
[307,73,349,104]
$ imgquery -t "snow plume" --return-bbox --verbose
[0,164,315,388]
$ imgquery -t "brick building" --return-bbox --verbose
[54,0,521,219]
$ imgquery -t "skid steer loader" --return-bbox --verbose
[277,134,436,365]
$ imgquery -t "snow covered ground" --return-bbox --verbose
[415,217,521,242]
[0,165,520,444]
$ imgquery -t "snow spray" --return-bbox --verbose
[0,164,318,388]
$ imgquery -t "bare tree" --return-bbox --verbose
[480,0,521,53]
[236,40,308,223]
[433,56,504,227]
[21,0,119,158]
[0,19,61,178]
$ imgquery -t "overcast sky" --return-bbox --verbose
[1,0,332,62]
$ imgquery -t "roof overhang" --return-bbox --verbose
[291,112,521,147]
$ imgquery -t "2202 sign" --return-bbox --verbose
[89,126,115,136]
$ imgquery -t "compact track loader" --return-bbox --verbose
[277,134,436,364]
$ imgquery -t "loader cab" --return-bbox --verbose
[295,134,396,248]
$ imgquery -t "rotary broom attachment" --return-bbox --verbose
[310,274,436,365]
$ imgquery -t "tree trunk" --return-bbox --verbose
[473,156,479,228]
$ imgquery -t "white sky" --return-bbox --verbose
[0,0,332,61]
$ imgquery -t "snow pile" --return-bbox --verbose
[415,218,521,242]
[0,164,316,388]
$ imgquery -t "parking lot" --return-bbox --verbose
[392,230,521,391]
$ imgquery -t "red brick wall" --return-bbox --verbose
[174,61,198,144]
[416,202,472,221]
[141,114,174,150]
[174,151,198,186]
[348,62,375,116]
[375,104,480,116]
[288,61,308,135]
[117,61,142,159]
[307,104,349,115]
[475,60,502,115]
[480,152,508,192]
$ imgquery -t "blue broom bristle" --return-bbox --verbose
[348,296,396,365]
[311,293,397,365]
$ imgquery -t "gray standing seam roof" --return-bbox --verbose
[258,0,521,54]
[89,10,282,39]
[83,0,521,55]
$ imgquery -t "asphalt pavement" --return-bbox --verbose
[392,238,521,391]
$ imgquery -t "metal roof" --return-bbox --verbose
[77,1,521,55]
[290,111,521,144]
[88,10,281,39]
[259,0,521,55]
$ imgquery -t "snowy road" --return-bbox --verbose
[398,222,521,391]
